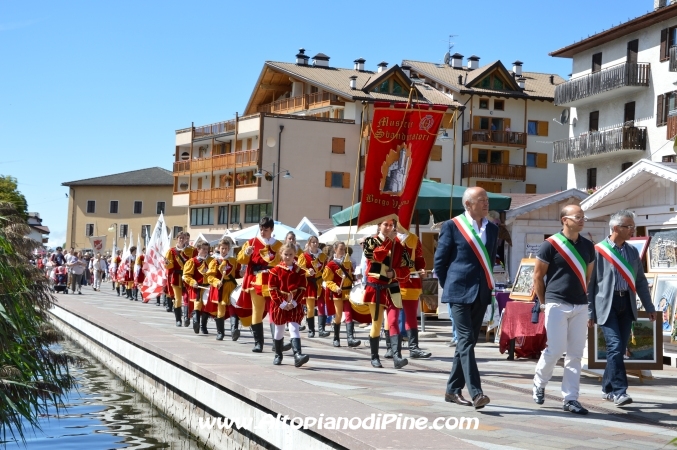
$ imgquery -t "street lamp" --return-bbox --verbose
[253,163,292,221]
[107,223,118,253]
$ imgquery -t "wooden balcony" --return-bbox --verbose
[671,46,677,72]
[189,187,235,206]
[554,62,650,106]
[193,119,236,138]
[173,149,259,174]
[462,129,526,147]
[257,93,344,114]
[461,162,526,181]
[553,126,647,163]
[668,111,677,140]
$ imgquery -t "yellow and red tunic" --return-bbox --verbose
[134,254,145,284]
[362,235,411,308]
[206,256,240,305]
[398,233,425,301]
[237,236,282,308]
[298,250,328,300]
[322,257,353,301]
[123,254,136,283]
[182,255,213,302]
[165,245,195,287]
[268,263,307,325]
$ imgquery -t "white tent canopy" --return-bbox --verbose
[227,221,313,244]
[318,225,377,245]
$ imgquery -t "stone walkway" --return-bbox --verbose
[54,284,677,450]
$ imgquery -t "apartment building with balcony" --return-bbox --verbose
[403,55,568,194]
[550,0,677,189]
[173,49,460,237]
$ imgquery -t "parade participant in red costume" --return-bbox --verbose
[237,217,285,353]
[111,249,122,296]
[298,236,327,338]
[165,232,195,327]
[134,247,146,303]
[268,244,310,367]
[362,219,412,369]
[284,231,304,259]
[206,239,242,341]
[397,232,432,359]
[183,241,213,335]
[124,246,137,301]
[323,241,362,348]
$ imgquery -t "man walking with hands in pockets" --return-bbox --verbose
[532,205,595,415]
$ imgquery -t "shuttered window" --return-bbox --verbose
[658,94,665,126]
[332,137,346,154]
[430,145,442,161]
[525,184,537,194]
[536,153,548,169]
[325,172,349,188]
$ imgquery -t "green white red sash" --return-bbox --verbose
[453,215,495,292]
[595,240,636,294]
[547,233,588,291]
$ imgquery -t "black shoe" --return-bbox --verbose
[116,286,120,297]
[230,316,240,341]
[392,335,409,370]
[384,335,394,359]
[563,400,588,415]
[445,393,473,407]
[333,323,341,347]
[183,305,190,327]
[290,338,309,368]
[251,323,264,353]
[473,394,491,410]
[317,315,330,338]
[215,318,225,340]
[174,308,182,327]
[369,337,382,368]
[533,384,545,405]
[200,312,209,334]
[192,310,201,334]
[408,329,431,359]
[346,322,361,347]
[165,297,173,312]
[307,316,316,338]
[273,339,283,365]
[156,297,161,306]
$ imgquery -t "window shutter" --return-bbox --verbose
[472,148,479,162]
[236,140,242,151]
[473,116,481,129]
[332,137,346,154]
[657,94,665,127]
[525,184,537,194]
[430,145,442,161]
[325,172,332,187]
[537,121,549,136]
[537,153,548,169]
[442,113,454,128]
[342,172,350,188]
[502,150,510,164]
[504,118,511,130]
[661,28,669,62]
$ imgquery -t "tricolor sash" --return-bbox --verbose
[547,233,588,291]
[453,214,495,296]
[595,240,636,294]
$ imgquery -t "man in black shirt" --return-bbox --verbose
[532,204,595,415]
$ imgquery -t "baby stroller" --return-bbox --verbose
[50,266,69,294]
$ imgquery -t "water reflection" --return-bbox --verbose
[3,339,202,449]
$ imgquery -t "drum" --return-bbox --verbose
[350,283,365,304]
[200,286,210,305]
[230,285,243,307]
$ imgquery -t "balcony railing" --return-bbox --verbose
[462,129,527,146]
[189,187,235,206]
[461,162,526,181]
[554,62,650,106]
[173,149,259,174]
[671,46,677,72]
[193,119,237,138]
[553,126,647,163]
[258,93,344,114]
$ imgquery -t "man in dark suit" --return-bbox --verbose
[434,187,498,409]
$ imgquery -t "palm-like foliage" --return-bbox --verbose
[0,202,84,443]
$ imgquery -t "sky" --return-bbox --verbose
[0,0,658,247]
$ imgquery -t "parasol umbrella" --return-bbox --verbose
[332,180,512,226]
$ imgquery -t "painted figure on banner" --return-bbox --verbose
[381,144,411,195]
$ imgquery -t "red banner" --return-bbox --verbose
[358,102,447,229]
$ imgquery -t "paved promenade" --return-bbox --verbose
[53,284,677,450]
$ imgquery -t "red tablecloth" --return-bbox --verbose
[499,301,547,359]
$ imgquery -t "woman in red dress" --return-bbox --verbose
[206,239,241,341]
[298,236,328,338]
[268,244,310,367]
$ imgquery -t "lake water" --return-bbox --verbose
[2,340,202,449]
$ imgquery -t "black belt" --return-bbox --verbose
[366,281,398,320]
[614,290,630,297]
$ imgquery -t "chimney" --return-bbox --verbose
[451,53,464,69]
[296,48,309,65]
[349,75,357,90]
[401,64,411,78]
[655,0,668,10]
[512,60,523,77]
[354,58,366,71]
[377,61,388,73]
[312,53,330,67]
[549,74,555,85]
[467,55,480,70]
[517,77,526,89]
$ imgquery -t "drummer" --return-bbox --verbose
[298,236,327,338]
[206,239,242,341]
[322,241,362,348]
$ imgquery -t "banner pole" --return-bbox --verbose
[347,103,368,246]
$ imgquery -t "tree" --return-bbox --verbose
[0,176,28,221]
[0,202,83,443]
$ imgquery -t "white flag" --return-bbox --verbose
[141,212,170,301]
[89,235,107,253]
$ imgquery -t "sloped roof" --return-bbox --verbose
[505,189,589,223]
[402,59,566,100]
[62,167,173,187]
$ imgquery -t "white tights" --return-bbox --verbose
[274,322,300,340]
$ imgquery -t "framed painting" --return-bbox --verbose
[637,274,656,311]
[627,236,650,262]
[652,274,677,335]
[587,311,663,370]
[647,228,677,273]
[509,258,536,302]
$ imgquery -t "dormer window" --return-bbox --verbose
[480,77,490,89]
[378,80,389,92]
[392,81,403,95]
[493,78,504,90]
